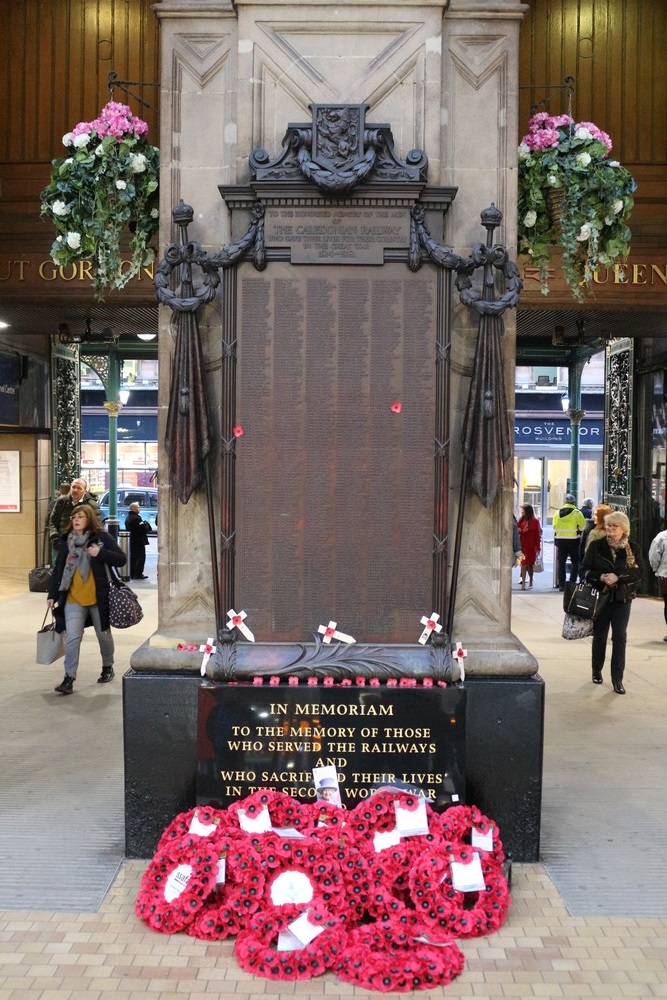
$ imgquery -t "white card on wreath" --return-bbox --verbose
[471,826,494,852]
[237,805,272,833]
[276,929,303,952]
[163,864,193,903]
[189,811,219,837]
[373,827,402,853]
[394,797,429,837]
[450,852,486,893]
[288,911,325,946]
[216,854,226,885]
[272,826,306,839]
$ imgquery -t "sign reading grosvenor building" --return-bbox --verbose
[515,418,604,446]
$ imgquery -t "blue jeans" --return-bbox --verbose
[63,602,114,679]
[591,600,632,682]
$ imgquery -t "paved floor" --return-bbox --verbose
[2,543,667,998]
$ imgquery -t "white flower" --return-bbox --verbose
[62,132,74,147]
[576,223,592,242]
[576,152,592,167]
[574,126,593,142]
[518,142,531,161]
[95,143,105,157]
[66,231,82,250]
[72,132,91,149]
[604,216,614,226]
[613,199,624,214]
[608,160,620,167]
[52,200,70,217]
[116,179,127,190]
[523,210,537,228]
[129,153,147,173]
[547,174,559,187]
[150,207,159,218]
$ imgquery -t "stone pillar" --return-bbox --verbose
[150,0,533,667]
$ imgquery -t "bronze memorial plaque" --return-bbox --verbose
[236,260,438,643]
[263,206,410,264]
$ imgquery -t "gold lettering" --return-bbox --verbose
[39,260,58,280]
[651,264,667,285]
[632,264,647,284]
[79,259,94,280]
[613,264,627,284]
[58,263,79,282]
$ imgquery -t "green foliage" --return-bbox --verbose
[40,103,159,301]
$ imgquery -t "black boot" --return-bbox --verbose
[55,676,74,695]
[98,666,115,684]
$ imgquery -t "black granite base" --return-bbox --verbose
[123,672,544,861]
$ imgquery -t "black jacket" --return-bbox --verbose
[47,529,126,632]
[580,537,643,603]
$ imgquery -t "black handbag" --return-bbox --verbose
[567,581,610,621]
[29,527,53,593]
[105,565,144,629]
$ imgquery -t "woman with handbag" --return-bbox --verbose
[517,504,542,590]
[47,504,127,695]
[580,511,642,694]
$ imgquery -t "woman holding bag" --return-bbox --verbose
[517,504,542,590]
[47,504,126,695]
[580,511,642,694]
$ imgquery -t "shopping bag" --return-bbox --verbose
[105,566,143,629]
[561,613,595,640]
[533,552,544,573]
[36,611,65,664]
[567,581,610,621]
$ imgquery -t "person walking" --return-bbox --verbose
[648,525,667,641]
[580,511,642,694]
[47,503,126,695]
[552,493,586,590]
[517,504,542,589]
[49,478,99,550]
[579,503,613,564]
[580,498,595,520]
[125,501,150,580]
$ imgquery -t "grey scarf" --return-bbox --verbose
[59,530,92,592]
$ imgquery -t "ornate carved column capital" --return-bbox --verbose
[103,400,123,418]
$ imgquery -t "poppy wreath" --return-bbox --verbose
[347,789,437,841]
[234,902,348,981]
[304,800,349,832]
[187,833,265,940]
[335,920,465,992]
[305,834,372,921]
[227,787,312,832]
[408,845,510,939]
[437,804,506,866]
[156,805,230,854]
[257,833,348,915]
[135,846,218,933]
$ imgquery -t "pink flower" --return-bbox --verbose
[323,676,334,686]
[390,401,402,413]
[340,679,352,686]
[288,676,299,686]
[269,676,280,686]
[399,678,417,687]
[253,677,263,686]
[369,678,380,687]
[355,677,366,686]
[422,678,434,687]
[233,425,244,438]
[307,677,318,686]
[386,679,398,687]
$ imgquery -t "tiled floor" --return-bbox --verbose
[2,547,667,998]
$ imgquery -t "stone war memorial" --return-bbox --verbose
[124,0,543,864]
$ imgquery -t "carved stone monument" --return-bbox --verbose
[124,0,543,862]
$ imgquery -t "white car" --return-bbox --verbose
[98,486,158,534]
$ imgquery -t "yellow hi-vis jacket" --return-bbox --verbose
[553,503,586,540]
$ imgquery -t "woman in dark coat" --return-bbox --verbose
[47,503,126,695]
[580,511,642,695]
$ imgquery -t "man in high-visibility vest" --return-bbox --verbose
[553,493,586,590]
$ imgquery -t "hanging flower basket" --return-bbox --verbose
[517,112,636,301]
[40,101,159,301]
